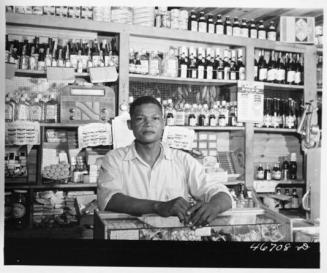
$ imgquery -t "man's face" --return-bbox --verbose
[130,103,164,144]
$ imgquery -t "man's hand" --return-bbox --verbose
[155,197,191,223]
[186,201,220,227]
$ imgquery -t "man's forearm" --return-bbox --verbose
[105,193,162,216]
[209,192,232,213]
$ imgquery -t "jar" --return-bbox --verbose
[12,190,28,229]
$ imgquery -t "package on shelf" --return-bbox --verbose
[280,16,315,44]
[5,121,40,145]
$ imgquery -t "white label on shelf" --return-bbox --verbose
[195,227,211,236]
[110,230,139,240]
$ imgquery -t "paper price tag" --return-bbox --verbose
[109,230,139,240]
[195,227,211,237]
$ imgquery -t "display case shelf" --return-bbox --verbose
[254,127,297,133]
[13,69,90,78]
[129,74,238,86]
[173,126,245,131]
[5,183,98,190]
[263,82,304,91]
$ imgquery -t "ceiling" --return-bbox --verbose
[175,7,324,26]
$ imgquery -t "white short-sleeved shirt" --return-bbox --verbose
[97,142,232,211]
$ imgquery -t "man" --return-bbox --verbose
[98,96,232,227]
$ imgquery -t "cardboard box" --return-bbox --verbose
[280,16,315,44]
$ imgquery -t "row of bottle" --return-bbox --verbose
[5,92,59,123]
[256,153,298,181]
[276,187,300,209]
[5,35,119,72]
[162,99,243,127]
[130,46,246,80]
[255,97,301,129]
[254,49,304,85]
[5,151,27,177]
[188,11,277,41]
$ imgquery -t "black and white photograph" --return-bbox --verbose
[1,0,326,272]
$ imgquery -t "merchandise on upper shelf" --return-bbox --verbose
[5,34,119,73]
[130,46,246,81]
[254,49,304,85]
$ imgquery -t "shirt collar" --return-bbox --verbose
[123,141,172,161]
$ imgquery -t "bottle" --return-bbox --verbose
[188,48,197,79]
[174,101,185,126]
[29,96,43,121]
[5,35,10,63]
[272,163,282,180]
[285,98,295,129]
[258,50,268,82]
[263,98,272,128]
[140,49,149,75]
[276,52,286,84]
[111,38,119,69]
[249,19,258,39]
[217,49,224,80]
[224,16,232,36]
[189,10,198,31]
[289,153,297,180]
[254,50,259,81]
[267,50,277,83]
[257,20,266,40]
[76,49,83,73]
[205,48,213,80]
[267,21,277,41]
[166,99,175,126]
[291,189,299,209]
[149,50,161,76]
[45,93,58,123]
[215,14,224,35]
[284,189,292,209]
[264,164,272,180]
[197,47,205,79]
[213,48,220,79]
[38,47,46,71]
[57,48,65,67]
[223,49,231,80]
[286,53,295,85]
[183,103,191,125]
[44,46,52,69]
[178,47,188,78]
[19,44,29,70]
[209,104,217,126]
[198,12,206,33]
[232,17,241,37]
[230,50,237,80]
[282,157,289,181]
[218,100,228,126]
[5,93,15,122]
[294,54,303,85]
[15,94,30,121]
[240,18,249,38]
[12,190,28,229]
[29,46,37,70]
[207,14,215,34]
[188,104,197,126]
[256,163,265,180]
[164,47,178,78]
[237,48,246,81]
[271,98,280,128]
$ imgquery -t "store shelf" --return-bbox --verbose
[263,82,304,91]
[5,177,29,184]
[129,74,237,86]
[14,69,91,78]
[175,126,245,131]
[40,122,104,127]
[254,127,297,133]
[5,183,97,190]
[253,179,305,185]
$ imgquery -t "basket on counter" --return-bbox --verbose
[42,162,71,184]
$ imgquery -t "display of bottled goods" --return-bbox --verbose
[5,91,59,123]
[129,46,246,80]
[256,153,298,181]
[254,49,304,85]
[5,35,119,72]
[255,97,301,129]
[161,99,243,127]
[230,186,256,209]
[5,151,27,177]
[276,187,300,209]
[6,6,279,41]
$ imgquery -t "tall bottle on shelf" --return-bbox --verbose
[44,92,58,123]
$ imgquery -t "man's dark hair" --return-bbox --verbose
[129,96,163,117]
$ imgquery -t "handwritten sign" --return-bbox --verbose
[78,122,112,148]
[237,81,264,123]
[162,126,195,151]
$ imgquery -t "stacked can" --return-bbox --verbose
[93,6,111,22]
[170,8,180,30]
[111,7,133,24]
[133,7,155,27]
[67,6,81,19]
[179,9,189,30]
[160,7,170,28]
